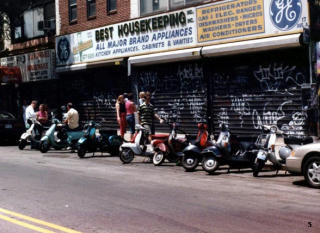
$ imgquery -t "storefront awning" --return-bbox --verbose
[201,34,302,58]
[0,66,22,84]
[56,58,124,73]
[128,48,202,75]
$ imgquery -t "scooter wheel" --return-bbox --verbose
[153,151,165,166]
[120,149,134,164]
[182,154,199,172]
[77,145,87,158]
[18,140,27,150]
[202,156,219,174]
[253,159,265,177]
[40,141,50,153]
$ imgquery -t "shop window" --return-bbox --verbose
[87,0,96,18]
[140,0,168,16]
[44,2,56,34]
[170,0,204,9]
[69,0,77,23]
[107,0,117,13]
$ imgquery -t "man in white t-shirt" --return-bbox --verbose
[25,100,37,128]
[64,103,79,130]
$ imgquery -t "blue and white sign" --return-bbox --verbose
[56,8,197,66]
[270,0,302,31]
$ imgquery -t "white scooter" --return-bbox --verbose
[18,118,43,150]
[119,124,150,164]
[119,124,168,164]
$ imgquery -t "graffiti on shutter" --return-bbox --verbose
[210,60,310,138]
[132,62,207,134]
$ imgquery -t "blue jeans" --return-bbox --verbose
[126,114,135,134]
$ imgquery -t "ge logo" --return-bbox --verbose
[57,37,70,63]
[270,0,302,31]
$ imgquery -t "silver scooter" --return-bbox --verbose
[253,125,312,176]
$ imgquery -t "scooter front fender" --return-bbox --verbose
[201,146,222,158]
[41,135,49,143]
[152,142,167,152]
[20,132,30,140]
[78,137,87,145]
[183,144,201,154]
[120,143,143,155]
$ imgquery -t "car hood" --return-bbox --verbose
[297,142,320,152]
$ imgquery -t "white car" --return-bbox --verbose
[286,143,320,188]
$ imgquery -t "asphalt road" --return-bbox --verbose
[0,146,319,233]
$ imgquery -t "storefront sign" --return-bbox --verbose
[56,8,197,66]
[0,49,55,82]
[197,0,309,44]
[26,50,55,81]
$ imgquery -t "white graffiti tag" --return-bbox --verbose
[231,97,251,127]
[217,108,229,128]
[254,64,305,91]
[252,101,292,129]
[188,96,205,123]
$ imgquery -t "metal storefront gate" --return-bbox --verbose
[58,66,129,130]
[131,61,207,134]
[207,48,313,139]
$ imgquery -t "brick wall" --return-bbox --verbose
[59,0,131,36]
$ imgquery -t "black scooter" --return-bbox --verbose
[181,123,213,172]
[201,125,257,174]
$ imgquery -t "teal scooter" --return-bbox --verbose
[39,118,84,153]
[77,121,122,158]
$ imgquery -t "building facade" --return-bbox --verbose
[0,0,57,116]
[56,0,320,137]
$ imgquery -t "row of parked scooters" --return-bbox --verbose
[119,121,314,178]
[18,113,314,181]
[18,115,123,157]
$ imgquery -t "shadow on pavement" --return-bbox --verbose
[292,179,310,188]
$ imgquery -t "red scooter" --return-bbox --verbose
[151,123,190,166]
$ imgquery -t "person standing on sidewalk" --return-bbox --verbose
[138,94,163,142]
[25,100,37,128]
[116,95,127,139]
[125,93,136,140]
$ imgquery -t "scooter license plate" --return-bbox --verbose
[257,151,267,160]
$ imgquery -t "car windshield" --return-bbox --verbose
[0,112,15,120]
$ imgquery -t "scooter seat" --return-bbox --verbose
[284,136,313,145]
[151,134,169,140]
[100,129,117,135]
[240,141,253,151]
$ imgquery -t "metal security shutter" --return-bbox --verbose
[132,61,207,134]
[59,67,129,130]
[211,90,308,138]
[208,48,311,139]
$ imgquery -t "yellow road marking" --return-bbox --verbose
[0,214,56,233]
[0,208,82,233]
